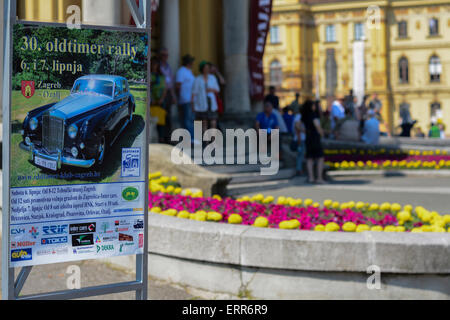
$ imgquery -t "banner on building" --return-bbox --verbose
[8,23,148,267]
[248,0,273,101]
[353,41,365,106]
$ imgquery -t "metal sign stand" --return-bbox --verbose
[2,0,151,300]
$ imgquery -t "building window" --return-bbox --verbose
[399,57,409,84]
[398,21,408,38]
[270,60,283,86]
[429,55,441,83]
[429,18,439,36]
[325,25,336,42]
[270,26,281,44]
[354,23,364,40]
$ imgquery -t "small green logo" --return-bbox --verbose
[122,187,139,201]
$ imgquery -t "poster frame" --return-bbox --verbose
[2,0,151,300]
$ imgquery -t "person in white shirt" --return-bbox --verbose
[176,54,196,139]
[361,110,380,145]
[192,61,220,131]
[330,96,346,138]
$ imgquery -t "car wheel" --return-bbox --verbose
[97,135,106,165]
[129,105,134,123]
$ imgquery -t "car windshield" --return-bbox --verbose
[71,79,114,97]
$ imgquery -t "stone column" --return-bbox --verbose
[223,0,251,115]
[0,2,4,121]
[161,0,180,71]
[161,0,181,130]
[82,0,122,26]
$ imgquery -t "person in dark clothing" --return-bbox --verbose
[265,86,280,110]
[301,100,325,184]
[400,120,417,137]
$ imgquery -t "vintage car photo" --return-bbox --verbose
[19,75,136,171]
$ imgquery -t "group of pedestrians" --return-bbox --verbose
[150,48,225,144]
[330,91,382,145]
[255,91,326,184]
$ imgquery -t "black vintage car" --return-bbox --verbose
[20,75,136,171]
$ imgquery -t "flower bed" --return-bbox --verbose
[325,148,450,170]
[148,172,450,233]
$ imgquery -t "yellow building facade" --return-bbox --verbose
[264,0,450,135]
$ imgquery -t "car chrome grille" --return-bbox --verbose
[42,115,64,154]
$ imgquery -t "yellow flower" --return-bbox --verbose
[384,225,397,232]
[411,228,423,233]
[371,226,383,232]
[177,211,190,219]
[174,187,182,194]
[263,196,275,204]
[277,196,286,205]
[207,212,223,222]
[391,203,402,212]
[191,190,204,198]
[369,203,379,211]
[340,203,348,210]
[356,224,370,233]
[397,211,411,222]
[323,199,333,208]
[421,225,433,232]
[421,211,432,223]
[312,202,320,208]
[380,202,391,211]
[403,204,413,212]
[331,202,340,209]
[279,220,301,230]
[151,207,162,213]
[162,209,177,217]
[212,195,222,201]
[228,214,243,224]
[396,226,406,232]
[253,217,269,228]
[443,215,450,224]
[356,201,365,210]
[251,194,264,202]
[342,222,357,232]
[432,226,446,233]
[304,199,313,207]
[184,189,192,196]
[314,224,325,232]
[325,222,340,232]
[171,176,178,182]
[166,185,175,193]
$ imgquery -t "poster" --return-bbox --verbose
[8,23,148,267]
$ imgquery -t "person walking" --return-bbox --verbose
[150,57,167,143]
[192,61,220,132]
[302,100,326,184]
[292,106,306,176]
[176,54,196,141]
[159,48,177,140]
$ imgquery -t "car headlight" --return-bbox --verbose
[71,147,79,158]
[29,117,38,131]
[68,124,78,139]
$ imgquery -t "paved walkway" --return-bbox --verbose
[245,175,450,214]
[0,238,196,300]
